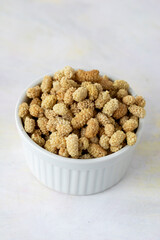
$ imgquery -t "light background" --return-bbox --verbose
[0,0,160,239]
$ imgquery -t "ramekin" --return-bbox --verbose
[15,74,144,195]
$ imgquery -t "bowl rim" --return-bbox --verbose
[15,72,144,165]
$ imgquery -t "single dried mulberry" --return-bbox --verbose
[18,102,29,118]
[103,98,119,116]
[104,124,115,137]
[99,135,110,150]
[41,94,56,109]
[113,80,129,90]
[73,87,87,102]
[86,83,98,101]
[71,108,94,129]
[96,112,111,126]
[88,143,107,158]
[41,76,52,93]
[126,132,137,146]
[24,116,35,133]
[29,104,44,118]
[53,103,69,116]
[128,105,146,118]
[85,118,99,138]
[135,96,146,107]
[37,117,48,135]
[122,119,138,132]
[99,75,113,90]
[113,103,128,119]
[53,81,61,92]
[50,132,66,149]
[64,87,76,105]
[75,69,99,82]
[66,134,79,158]
[27,86,41,98]
[109,130,126,147]
[56,120,72,136]
[63,66,75,79]
[117,89,128,99]
[30,98,41,106]
[31,130,45,147]
[122,95,135,105]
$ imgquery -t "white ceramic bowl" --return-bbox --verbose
[15,74,144,195]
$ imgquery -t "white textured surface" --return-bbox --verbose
[0,0,160,239]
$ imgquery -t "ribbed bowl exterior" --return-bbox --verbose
[22,140,135,195]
